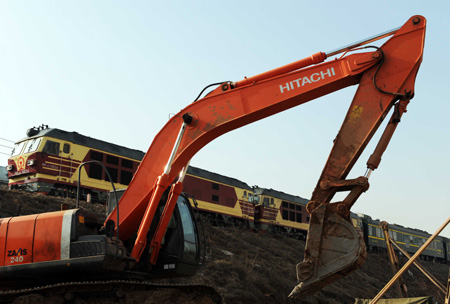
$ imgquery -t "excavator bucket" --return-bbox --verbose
[289,204,367,298]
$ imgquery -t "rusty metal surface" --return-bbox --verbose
[289,204,366,298]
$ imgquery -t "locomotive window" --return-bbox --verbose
[24,138,42,154]
[88,163,102,180]
[376,227,382,238]
[43,141,60,156]
[121,159,133,169]
[63,143,70,154]
[107,155,119,165]
[212,183,219,190]
[90,150,103,162]
[296,205,302,211]
[105,167,118,183]
[270,198,274,205]
[306,216,310,223]
[243,191,247,198]
[282,201,288,208]
[120,170,133,185]
[289,211,295,222]
[11,141,26,156]
[212,195,219,202]
[263,197,269,206]
[282,210,288,220]
[289,203,295,210]
[296,214,302,223]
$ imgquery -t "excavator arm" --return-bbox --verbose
[106,15,426,295]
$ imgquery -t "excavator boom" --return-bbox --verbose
[107,17,425,281]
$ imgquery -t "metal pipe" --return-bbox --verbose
[326,26,400,57]
[369,216,450,304]
[389,239,446,294]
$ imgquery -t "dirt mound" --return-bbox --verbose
[0,189,448,303]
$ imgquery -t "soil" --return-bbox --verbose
[0,189,448,304]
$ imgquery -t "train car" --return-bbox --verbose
[182,166,255,227]
[0,166,7,189]
[444,238,450,263]
[359,213,446,262]
[7,125,145,202]
[106,166,255,227]
[252,187,309,238]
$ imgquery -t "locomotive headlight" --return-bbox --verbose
[6,165,13,171]
[27,159,36,166]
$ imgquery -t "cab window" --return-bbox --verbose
[63,143,70,154]
[11,141,26,156]
[43,140,60,156]
[24,138,42,154]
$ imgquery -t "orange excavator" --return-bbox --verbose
[0,16,426,298]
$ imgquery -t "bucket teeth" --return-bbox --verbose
[289,204,367,298]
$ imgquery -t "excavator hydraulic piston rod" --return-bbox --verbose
[326,26,400,57]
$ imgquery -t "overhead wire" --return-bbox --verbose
[0,137,14,143]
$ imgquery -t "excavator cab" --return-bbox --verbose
[107,189,201,278]
[151,194,201,277]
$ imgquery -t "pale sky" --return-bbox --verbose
[1,1,449,237]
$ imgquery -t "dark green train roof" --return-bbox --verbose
[252,187,308,204]
[187,166,252,191]
[20,127,146,161]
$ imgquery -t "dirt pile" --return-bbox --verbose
[186,224,448,303]
[0,189,448,303]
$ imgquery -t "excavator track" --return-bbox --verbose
[0,280,223,303]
